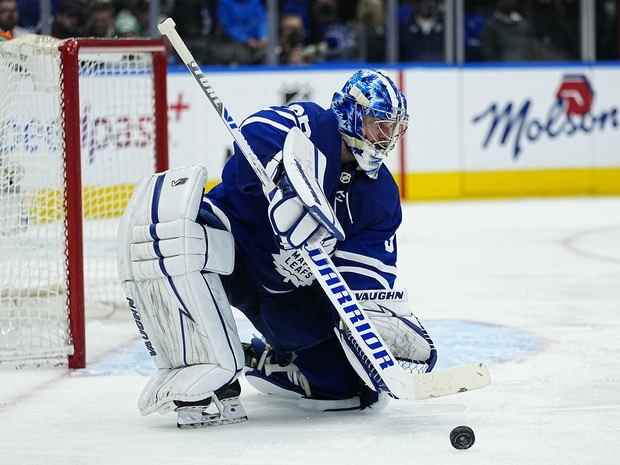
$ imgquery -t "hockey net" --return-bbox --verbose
[0,36,168,368]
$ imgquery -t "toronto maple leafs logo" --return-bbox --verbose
[272,249,314,287]
[272,237,338,287]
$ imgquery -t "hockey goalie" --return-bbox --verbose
[118,70,437,428]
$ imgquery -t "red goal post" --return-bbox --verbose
[0,37,169,368]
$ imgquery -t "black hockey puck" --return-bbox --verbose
[450,425,475,449]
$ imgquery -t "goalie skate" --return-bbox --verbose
[175,380,248,429]
[176,397,247,429]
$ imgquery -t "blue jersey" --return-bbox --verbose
[206,102,402,294]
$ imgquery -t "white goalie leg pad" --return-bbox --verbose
[130,219,234,277]
[131,273,244,415]
[118,165,244,415]
[138,365,236,416]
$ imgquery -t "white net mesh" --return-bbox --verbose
[0,36,160,365]
[78,49,156,311]
[0,36,69,364]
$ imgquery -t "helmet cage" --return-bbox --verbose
[331,70,409,179]
[359,105,408,154]
[346,98,408,176]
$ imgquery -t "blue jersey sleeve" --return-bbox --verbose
[226,103,342,198]
[206,102,345,293]
[333,165,402,291]
[224,106,300,197]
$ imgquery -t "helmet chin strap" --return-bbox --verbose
[342,134,384,179]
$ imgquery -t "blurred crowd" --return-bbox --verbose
[1,0,618,63]
[465,0,617,61]
[0,0,153,39]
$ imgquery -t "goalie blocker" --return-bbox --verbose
[117,165,246,427]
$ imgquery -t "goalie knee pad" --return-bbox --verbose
[119,166,234,282]
[118,165,244,414]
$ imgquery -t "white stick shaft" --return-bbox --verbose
[302,243,416,399]
[158,18,275,192]
[157,18,193,64]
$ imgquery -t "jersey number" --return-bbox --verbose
[289,104,311,137]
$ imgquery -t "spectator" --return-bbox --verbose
[216,0,267,65]
[529,0,579,60]
[597,0,619,59]
[278,13,307,64]
[83,0,116,38]
[310,0,356,62]
[169,0,215,63]
[465,3,487,61]
[399,0,415,28]
[281,0,311,32]
[115,10,141,38]
[0,0,29,38]
[51,0,87,38]
[171,0,214,39]
[356,0,385,63]
[480,0,537,61]
[400,0,444,62]
[310,0,341,41]
[15,0,39,31]
[130,0,153,37]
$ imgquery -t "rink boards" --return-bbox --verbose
[166,64,620,200]
[9,63,619,217]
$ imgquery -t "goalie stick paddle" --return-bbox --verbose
[157,18,274,192]
[414,363,491,400]
[157,18,490,401]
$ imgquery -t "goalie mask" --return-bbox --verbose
[331,69,409,179]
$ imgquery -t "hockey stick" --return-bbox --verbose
[157,18,489,400]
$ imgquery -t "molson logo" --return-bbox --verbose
[472,74,619,159]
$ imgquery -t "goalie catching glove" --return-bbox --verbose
[267,127,345,249]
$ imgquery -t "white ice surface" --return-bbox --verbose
[1,197,619,465]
